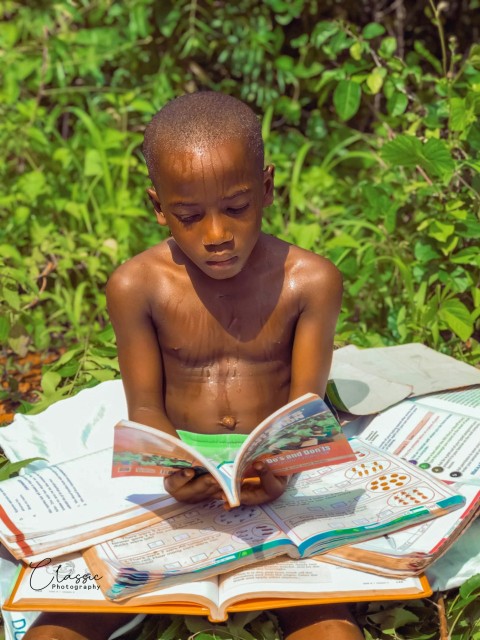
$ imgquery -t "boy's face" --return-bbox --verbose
[147,139,274,280]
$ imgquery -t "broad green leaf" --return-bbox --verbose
[0,457,45,481]
[381,135,422,167]
[439,299,473,341]
[367,605,419,629]
[0,316,10,343]
[16,171,47,201]
[459,573,480,599]
[428,220,455,242]
[275,55,295,72]
[0,23,19,48]
[290,223,321,250]
[333,80,361,121]
[362,23,385,39]
[379,36,397,58]
[387,92,408,116]
[88,369,117,382]
[350,42,362,61]
[41,371,62,396]
[381,135,454,179]
[3,286,21,311]
[414,242,440,262]
[311,21,340,48]
[84,149,103,176]
[419,138,455,179]
[449,97,476,132]
[366,68,385,94]
[468,43,480,69]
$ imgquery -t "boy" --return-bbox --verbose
[25,92,363,640]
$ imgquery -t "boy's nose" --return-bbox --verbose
[202,214,233,248]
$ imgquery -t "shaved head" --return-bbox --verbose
[143,92,264,184]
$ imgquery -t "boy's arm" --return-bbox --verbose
[107,266,223,502]
[106,267,178,437]
[239,255,342,507]
[289,256,343,400]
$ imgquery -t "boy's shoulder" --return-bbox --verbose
[106,239,174,297]
[267,235,342,291]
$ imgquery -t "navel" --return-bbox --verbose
[219,415,237,431]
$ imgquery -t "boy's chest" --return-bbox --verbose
[151,286,299,364]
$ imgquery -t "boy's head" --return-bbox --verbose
[143,92,274,281]
[143,91,264,179]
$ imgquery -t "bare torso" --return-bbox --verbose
[148,234,296,432]
[107,232,342,438]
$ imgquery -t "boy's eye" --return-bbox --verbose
[226,204,248,214]
[177,214,201,224]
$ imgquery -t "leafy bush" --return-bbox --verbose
[1,0,479,405]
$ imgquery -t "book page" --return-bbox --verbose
[332,344,480,399]
[8,553,219,611]
[414,388,480,420]
[360,398,480,485]
[327,361,412,415]
[233,394,355,483]
[263,439,462,556]
[86,498,293,600]
[218,556,428,607]
[346,482,480,557]
[0,449,172,556]
[112,421,214,478]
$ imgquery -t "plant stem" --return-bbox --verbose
[428,0,448,77]
[437,594,449,640]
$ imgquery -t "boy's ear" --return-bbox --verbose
[147,187,168,226]
[263,164,275,206]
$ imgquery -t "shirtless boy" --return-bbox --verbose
[25,92,363,640]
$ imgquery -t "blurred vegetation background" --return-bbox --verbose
[0,0,479,411]
[1,3,480,638]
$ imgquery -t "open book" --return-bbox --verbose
[84,438,464,601]
[112,393,356,507]
[0,448,176,561]
[321,482,480,577]
[5,553,432,623]
[328,343,480,415]
[358,387,480,485]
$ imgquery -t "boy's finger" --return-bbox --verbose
[249,463,286,501]
[164,468,195,493]
[165,471,221,502]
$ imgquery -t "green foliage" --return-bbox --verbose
[2,0,478,376]
[0,455,44,480]
[130,612,281,640]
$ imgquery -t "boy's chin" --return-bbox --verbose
[198,257,247,280]
[202,265,244,281]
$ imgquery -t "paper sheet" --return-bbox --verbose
[330,343,480,415]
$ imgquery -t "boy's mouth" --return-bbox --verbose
[206,256,238,268]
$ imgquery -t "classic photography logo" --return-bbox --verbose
[29,558,102,592]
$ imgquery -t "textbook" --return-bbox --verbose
[0,448,177,561]
[0,393,352,561]
[5,553,432,623]
[84,438,464,601]
[112,393,356,507]
[321,482,480,578]
[358,387,480,485]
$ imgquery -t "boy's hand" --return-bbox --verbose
[238,462,289,506]
[164,469,223,503]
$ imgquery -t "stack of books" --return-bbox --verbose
[2,387,479,622]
